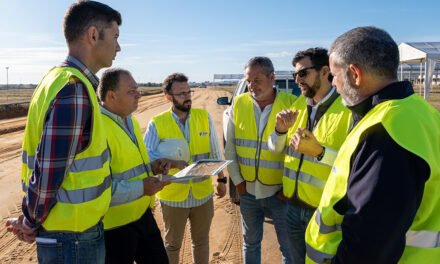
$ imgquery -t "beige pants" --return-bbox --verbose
[161,198,214,264]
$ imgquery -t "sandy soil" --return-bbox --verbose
[0,89,281,264]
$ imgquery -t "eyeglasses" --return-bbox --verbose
[292,66,317,80]
[168,90,194,98]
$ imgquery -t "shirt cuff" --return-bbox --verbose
[231,176,245,186]
[268,131,287,154]
[22,216,38,232]
[316,146,338,166]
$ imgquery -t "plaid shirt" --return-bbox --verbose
[22,56,99,229]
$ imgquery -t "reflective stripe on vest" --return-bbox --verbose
[153,108,214,201]
[69,149,109,172]
[236,155,283,170]
[111,163,147,181]
[284,167,327,190]
[314,209,341,234]
[233,92,297,185]
[57,175,111,204]
[305,94,440,263]
[22,150,35,170]
[22,149,109,173]
[406,231,440,248]
[306,243,334,263]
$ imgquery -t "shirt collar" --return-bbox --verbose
[306,87,336,108]
[171,108,191,124]
[60,56,100,90]
[100,105,133,125]
[347,81,414,122]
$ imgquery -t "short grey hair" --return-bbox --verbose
[245,56,274,76]
[98,68,131,101]
[329,26,399,80]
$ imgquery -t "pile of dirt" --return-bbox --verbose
[0,103,29,120]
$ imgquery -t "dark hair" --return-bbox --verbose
[162,73,188,93]
[292,47,332,82]
[329,26,399,80]
[245,57,274,76]
[98,68,130,101]
[63,0,122,43]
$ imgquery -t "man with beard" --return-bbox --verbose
[306,27,440,263]
[268,48,352,263]
[144,73,226,264]
[225,57,297,263]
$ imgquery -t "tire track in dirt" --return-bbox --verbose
[0,89,244,264]
[0,206,37,263]
[211,200,243,264]
[0,130,25,165]
[0,117,27,135]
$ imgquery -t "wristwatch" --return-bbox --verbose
[316,146,326,161]
[217,177,227,184]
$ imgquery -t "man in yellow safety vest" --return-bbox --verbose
[225,57,297,263]
[6,1,122,263]
[98,68,170,263]
[144,73,227,264]
[305,26,440,263]
[268,48,351,263]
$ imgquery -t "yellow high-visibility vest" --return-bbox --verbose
[102,113,154,229]
[22,67,111,232]
[305,94,440,263]
[153,108,213,202]
[234,92,297,185]
[283,95,351,207]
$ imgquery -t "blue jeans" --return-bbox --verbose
[239,192,292,264]
[286,203,314,264]
[36,222,105,264]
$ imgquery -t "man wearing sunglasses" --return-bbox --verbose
[268,48,352,263]
[144,73,226,264]
[225,57,297,263]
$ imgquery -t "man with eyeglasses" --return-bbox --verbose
[225,57,297,263]
[143,73,226,264]
[268,47,352,263]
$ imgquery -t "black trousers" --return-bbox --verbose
[104,208,169,264]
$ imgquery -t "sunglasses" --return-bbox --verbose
[292,66,317,79]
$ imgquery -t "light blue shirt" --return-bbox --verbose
[100,106,145,206]
[143,109,222,208]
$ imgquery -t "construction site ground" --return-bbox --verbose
[0,88,282,264]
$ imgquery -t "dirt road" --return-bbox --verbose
[0,89,281,263]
